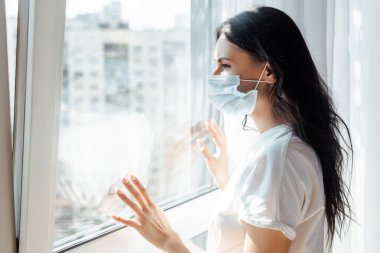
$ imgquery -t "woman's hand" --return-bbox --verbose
[197,120,230,191]
[111,175,190,253]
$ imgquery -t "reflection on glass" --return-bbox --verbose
[55,0,213,246]
[5,0,17,132]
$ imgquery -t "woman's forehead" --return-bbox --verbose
[214,34,248,62]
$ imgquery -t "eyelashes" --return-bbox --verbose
[212,61,232,73]
[220,64,231,70]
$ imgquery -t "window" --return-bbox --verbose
[11,1,379,253]
[90,71,98,78]
[73,71,83,79]
[15,0,221,252]
[5,0,17,133]
[75,83,84,90]
[5,0,19,240]
[54,0,215,251]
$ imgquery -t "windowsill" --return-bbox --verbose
[66,189,220,253]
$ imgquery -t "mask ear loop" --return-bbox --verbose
[254,61,269,90]
[239,61,269,88]
[242,61,269,131]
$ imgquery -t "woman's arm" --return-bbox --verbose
[161,232,190,253]
[180,236,207,253]
[242,221,291,253]
[163,235,206,253]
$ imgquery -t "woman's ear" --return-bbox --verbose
[265,63,276,84]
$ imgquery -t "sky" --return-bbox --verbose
[5,0,189,30]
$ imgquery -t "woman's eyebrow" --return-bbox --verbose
[214,57,232,62]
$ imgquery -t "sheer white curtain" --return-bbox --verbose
[215,1,380,253]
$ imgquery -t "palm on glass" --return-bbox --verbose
[197,120,230,191]
[111,175,188,253]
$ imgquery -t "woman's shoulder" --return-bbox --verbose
[258,129,319,165]
[242,126,293,173]
[244,128,321,176]
[286,135,321,171]
[242,131,324,200]
[250,125,294,162]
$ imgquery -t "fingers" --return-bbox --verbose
[121,177,147,210]
[211,120,223,137]
[205,120,217,138]
[128,175,155,208]
[111,215,141,229]
[116,188,144,218]
[205,120,225,147]
[197,138,213,161]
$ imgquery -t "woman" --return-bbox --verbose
[111,6,353,253]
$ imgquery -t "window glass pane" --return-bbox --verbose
[55,0,213,248]
[5,0,17,133]
[5,0,19,239]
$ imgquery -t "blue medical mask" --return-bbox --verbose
[206,62,268,115]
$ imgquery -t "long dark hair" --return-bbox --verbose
[216,6,354,249]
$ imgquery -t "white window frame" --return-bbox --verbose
[18,0,66,252]
[17,0,222,252]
